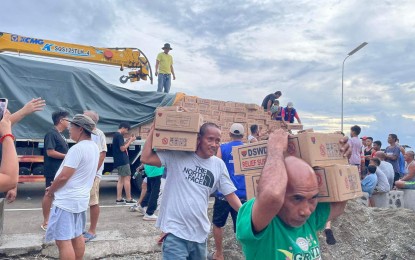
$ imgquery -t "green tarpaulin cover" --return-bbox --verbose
[0,55,176,139]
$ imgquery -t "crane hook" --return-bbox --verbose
[119,75,129,84]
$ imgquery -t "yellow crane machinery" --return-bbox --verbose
[0,32,152,84]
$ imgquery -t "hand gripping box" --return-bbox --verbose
[287,132,348,167]
[314,164,363,202]
[152,130,198,152]
[155,110,203,133]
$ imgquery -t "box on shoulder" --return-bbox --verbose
[314,164,363,202]
[152,130,198,152]
[155,110,203,133]
[232,132,348,175]
[287,132,348,167]
[243,165,362,202]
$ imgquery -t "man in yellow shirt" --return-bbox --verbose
[155,43,176,93]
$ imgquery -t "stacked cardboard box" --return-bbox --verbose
[135,95,303,144]
[232,132,363,202]
[151,108,204,151]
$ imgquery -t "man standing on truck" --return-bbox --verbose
[261,91,282,112]
[113,122,137,205]
[155,43,176,93]
[41,110,70,231]
[44,114,99,260]
[83,110,107,242]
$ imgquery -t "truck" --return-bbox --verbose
[0,32,178,191]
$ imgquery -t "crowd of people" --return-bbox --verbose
[346,126,415,206]
[2,88,414,259]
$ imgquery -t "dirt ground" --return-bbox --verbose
[13,200,415,259]
[116,200,415,259]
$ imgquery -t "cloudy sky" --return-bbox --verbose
[2,0,415,147]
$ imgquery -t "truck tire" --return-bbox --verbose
[32,166,44,175]
[19,167,31,175]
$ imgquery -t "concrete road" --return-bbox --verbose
[0,180,242,259]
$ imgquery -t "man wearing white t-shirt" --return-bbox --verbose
[141,122,242,259]
[45,114,99,260]
[83,110,107,242]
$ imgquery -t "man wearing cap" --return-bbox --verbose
[155,43,176,93]
[141,122,241,259]
[211,123,247,260]
[44,114,99,260]
[282,102,301,124]
[261,91,282,112]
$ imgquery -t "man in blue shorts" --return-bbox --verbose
[211,123,247,260]
[44,115,99,259]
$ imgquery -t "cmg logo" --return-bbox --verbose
[20,37,44,45]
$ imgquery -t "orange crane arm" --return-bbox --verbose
[0,32,152,84]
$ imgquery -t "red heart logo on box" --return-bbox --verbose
[158,113,162,116]
[241,150,247,157]
[156,133,160,137]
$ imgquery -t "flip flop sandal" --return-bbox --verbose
[83,232,97,242]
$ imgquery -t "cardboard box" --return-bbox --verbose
[287,123,304,130]
[155,111,203,133]
[245,173,261,200]
[196,98,211,105]
[314,165,363,202]
[235,102,246,109]
[234,116,247,123]
[233,141,268,175]
[232,132,348,175]
[183,102,198,110]
[198,104,209,111]
[152,130,198,151]
[157,106,180,111]
[286,132,348,167]
[184,96,197,103]
[244,165,363,202]
[246,104,260,110]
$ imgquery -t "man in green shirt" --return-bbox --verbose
[236,129,350,260]
[155,43,176,93]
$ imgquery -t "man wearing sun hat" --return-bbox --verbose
[155,43,176,93]
[211,123,247,260]
[44,114,99,260]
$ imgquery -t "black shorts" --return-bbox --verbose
[212,197,245,232]
[45,176,54,188]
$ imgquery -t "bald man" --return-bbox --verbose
[236,129,348,259]
[395,151,415,189]
[374,151,395,189]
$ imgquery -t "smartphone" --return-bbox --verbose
[0,98,8,121]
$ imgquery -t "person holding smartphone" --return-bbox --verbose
[0,97,46,202]
[0,102,19,192]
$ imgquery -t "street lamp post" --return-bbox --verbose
[341,42,368,133]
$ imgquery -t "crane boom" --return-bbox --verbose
[0,32,152,84]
